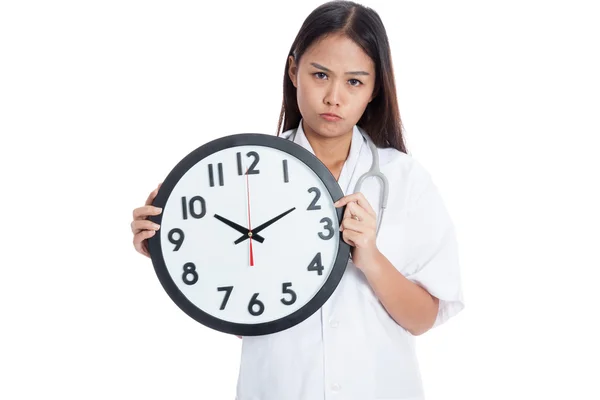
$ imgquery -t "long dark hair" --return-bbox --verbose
[277,0,407,153]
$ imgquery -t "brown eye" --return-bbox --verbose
[314,72,327,80]
[348,79,362,87]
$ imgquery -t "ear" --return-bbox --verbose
[288,55,298,88]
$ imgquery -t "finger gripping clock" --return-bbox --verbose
[148,133,350,336]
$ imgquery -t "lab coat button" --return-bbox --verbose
[329,319,339,328]
[331,383,341,392]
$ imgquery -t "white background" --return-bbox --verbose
[1,1,599,399]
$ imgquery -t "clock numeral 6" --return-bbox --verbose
[318,217,334,240]
[182,262,198,285]
[307,253,325,276]
[168,228,184,251]
[248,293,265,316]
[181,196,206,220]
[280,282,297,306]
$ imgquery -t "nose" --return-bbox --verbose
[323,81,342,107]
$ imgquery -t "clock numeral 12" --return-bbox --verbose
[208,163,224,187]
[181,195,206,220]
[237,151,260,175]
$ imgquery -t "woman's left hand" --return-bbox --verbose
[334,192,381,271]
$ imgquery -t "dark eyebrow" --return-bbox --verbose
[310,62,370,76]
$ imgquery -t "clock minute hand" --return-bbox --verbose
[234,207,296,245]
[253,207,297,234]
[213,214,265,243]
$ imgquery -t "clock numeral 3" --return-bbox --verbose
[182,262,198,285]
[280,282,297,305]
[181,196,206,220]
[217,286,234,310]
[318,217,334,240]
[307,253,324,276]
[168,228,184,251]
[208,163,224,187]
[307,187,321,210]
[248,293,265,316]
[237,151,260,175]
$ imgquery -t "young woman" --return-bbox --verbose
[131,2,463,399]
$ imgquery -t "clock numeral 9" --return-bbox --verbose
[307,253,324,276]
[168,228,184,251]
[307,187,321,210]
[181,196,206,220]
[182,262,198,285]
[318,217,334,240]
[248,293,265,316]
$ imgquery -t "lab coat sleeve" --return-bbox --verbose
[403,160,465,329]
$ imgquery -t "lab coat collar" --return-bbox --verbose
[293,119,365,195]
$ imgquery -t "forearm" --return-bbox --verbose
[361,250,439,336]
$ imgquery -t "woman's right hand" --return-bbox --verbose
[131,183,163,258]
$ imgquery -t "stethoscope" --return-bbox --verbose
[283,126,389,236]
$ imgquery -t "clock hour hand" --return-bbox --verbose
[213,214,265,243]
[234,207,296,245]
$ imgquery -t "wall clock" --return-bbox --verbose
[148,133,350,336]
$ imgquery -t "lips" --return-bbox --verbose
[320,113,342,122]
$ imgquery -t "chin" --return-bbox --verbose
[311,118,349,138]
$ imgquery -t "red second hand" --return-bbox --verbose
[245,168,254,266]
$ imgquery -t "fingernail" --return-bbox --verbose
[153,224,160,230]
[156,207,162,213]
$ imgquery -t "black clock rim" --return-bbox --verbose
[147,133,351,336]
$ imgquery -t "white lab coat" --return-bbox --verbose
[235,121,464,400]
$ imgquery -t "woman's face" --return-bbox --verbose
[288,33,376,140]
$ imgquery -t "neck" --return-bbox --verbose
[302,122,352,180]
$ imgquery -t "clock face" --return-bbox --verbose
[148,133,350,336]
